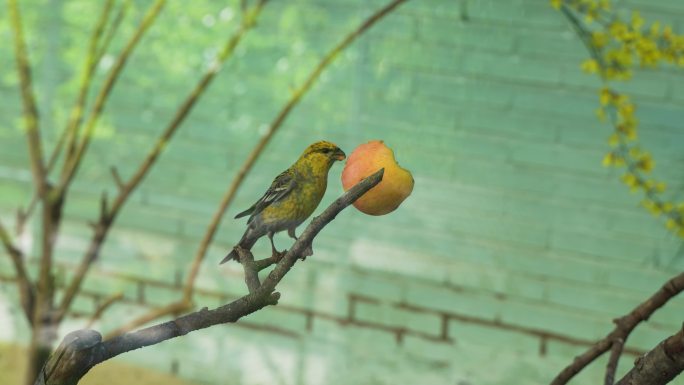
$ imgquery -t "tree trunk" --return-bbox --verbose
[25,325,56,385]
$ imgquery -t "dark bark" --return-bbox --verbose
[615,328,684,385]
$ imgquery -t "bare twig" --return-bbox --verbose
[109,167,124,190]
[57,0,269,327]
[0,218,34,321]
[605,337,625,385]
[59,0,166,191]
[550,272,684,385]
[103,301,191,341]
[37,170,383,385]
[85,292,123,329]
[92,0,129,77]
[253,254,284,271]
[108,0,409,339]
[7,0,46,195]
[615,326,684,385]
[20,0,129,231]
[49,0,115,172]
[236,248,261,293]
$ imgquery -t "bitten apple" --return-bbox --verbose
[341,140,414,215]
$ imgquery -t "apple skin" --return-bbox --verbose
[341,140,414,216]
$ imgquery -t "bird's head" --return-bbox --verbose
[300,141,346,167]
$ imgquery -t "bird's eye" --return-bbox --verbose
[321,148,331,154]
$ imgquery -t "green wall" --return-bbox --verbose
[1,0,683,384]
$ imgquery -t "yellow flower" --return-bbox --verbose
[581,59,599,73]
[656,182,667,193]
[666,218,677,230]
[636,153,654,172]
[220,141,346,263]
[599,88,613,106]
[631,11,644,31]
[592,31,609,48]
[602,152,614,166]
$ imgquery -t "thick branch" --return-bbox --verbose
[551,272,684,385]
[36,170,383,385]
[615,327,684,385]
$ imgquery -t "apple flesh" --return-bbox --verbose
[341,140,414,216]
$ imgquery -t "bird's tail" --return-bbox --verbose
[219,231,258,264]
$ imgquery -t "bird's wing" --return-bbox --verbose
[234,170,296,221]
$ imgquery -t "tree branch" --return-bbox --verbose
[8,0,59,335]
[550,272,684,385]
[0,218,34,321]
[236,248,261,294]
[108,0,408,339]
[36,169,383,385]
[58,0,166,191]
[615,326,684,385]
[605,336,625,385]
[56,0,269,325]
[48,0,116,172]
[19,0,129,232]
[7,0,47,195]
[85,292,123,329]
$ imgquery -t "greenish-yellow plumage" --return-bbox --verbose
[220,141,346,264]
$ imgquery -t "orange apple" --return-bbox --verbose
[341,140,414,215]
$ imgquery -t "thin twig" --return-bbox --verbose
[85,292,123,329]
[0,218,34,321]
[236,248,260,293]
[605,337,625,385]
[48,0,115,172]
[58,0,166,192]
[92,0,129,75]
[7,0,46,195]
[550,272,684,385]
[253,254,284,271]
[109,166,124,190]
[103,301,191,341]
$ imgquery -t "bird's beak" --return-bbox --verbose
[334,149,346,161]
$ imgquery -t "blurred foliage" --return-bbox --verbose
[552,0,684,237]
[0,0,370,207]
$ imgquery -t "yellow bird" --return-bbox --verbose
[220,141,346,264]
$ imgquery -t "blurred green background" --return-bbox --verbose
[1,0,684,384]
